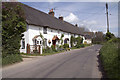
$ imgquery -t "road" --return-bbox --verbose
[2,45,102,78]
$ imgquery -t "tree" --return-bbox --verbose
[40,32,45,48]
[92,31,105,44]
[60,34,64,45]
[2,2,26,57]
[70,36,74,47]
[75,37,83,48]
[105,32,115,41]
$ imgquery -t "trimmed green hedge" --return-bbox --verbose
[100,38,120,79]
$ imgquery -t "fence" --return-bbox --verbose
[27,44,41,54]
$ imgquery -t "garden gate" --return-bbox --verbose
[27,44,41,54]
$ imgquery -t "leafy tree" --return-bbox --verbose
[105,32,115,41]
[92,31,105,44]
[60,34,64,45]
[40,32,45,48]
[75,37,83,48]
[0,2,2,57]
[70,36,74,47]
[2,2,26,58]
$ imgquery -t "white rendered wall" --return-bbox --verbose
[83,39,92,44]
[20,24,83,53]
[20,25,29,53]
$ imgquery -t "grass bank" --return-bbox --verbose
[2,54,23,66]
[21,50,65,56]
[99,38,120,79]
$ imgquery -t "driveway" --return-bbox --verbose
[2,45,102,78]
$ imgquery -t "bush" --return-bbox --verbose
[108,38,120,43]
[70,36,75,47]
[100,41,119,79]
[51,45,57,52]
[79,44,85,48]
[2,3,26,58]
[105,32,115,41]
[58,45,64,51]
[2,54,23,66]
[63,43,69,48]
[75,44,85,48]
[43,46,53,53]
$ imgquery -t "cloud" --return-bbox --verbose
[64,13,98,32]
[64,13,79,24]
[87,20,97,25]
[64,13,97,26]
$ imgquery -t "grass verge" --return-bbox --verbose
[21,44,92,56]
[2,54,23,66]
[99,40,120,79]
[21,50,65,56]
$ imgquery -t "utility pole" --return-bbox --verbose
[106,3,109,33]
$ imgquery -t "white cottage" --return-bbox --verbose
[20,4,85,54]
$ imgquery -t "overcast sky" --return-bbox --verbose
[20,1,118,37]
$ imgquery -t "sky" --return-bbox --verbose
[20,1,118,37]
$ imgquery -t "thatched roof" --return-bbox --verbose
[23,4,82,35]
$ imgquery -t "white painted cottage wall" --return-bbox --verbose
[20,24,84,53]
[20,25,29,53]
[28,25,43,45]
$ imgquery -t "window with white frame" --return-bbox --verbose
[43,27,47,34]
[58,30,60,34]
[21,38,25,49]
[51,29,53,32]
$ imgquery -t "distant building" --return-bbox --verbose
[82,32,94,44]
[83,34,92,44]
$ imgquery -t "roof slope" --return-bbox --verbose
[23,4,82,35]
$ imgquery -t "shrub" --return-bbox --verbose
[108,38,120,43]
[80,44,85,48]
[70,36,74,47]
[2,3,26,58]
[43,46,53,53]
[75,44,85,48]
[84,41,87,44]
[51,45,57,52]
[2,54,23,66]
[58,45,64,51]
[60,34,64,45]
[100,41,119,79]
[105,32,115,41]
[63,43,69,49]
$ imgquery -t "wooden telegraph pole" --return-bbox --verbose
[106,3,109,33]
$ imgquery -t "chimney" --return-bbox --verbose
[75,24,78,27]
[59,16,63,21]
[48,9,55,17]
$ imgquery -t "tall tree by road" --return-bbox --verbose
[2,2,26,58]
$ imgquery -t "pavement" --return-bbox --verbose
[2,45,102,78]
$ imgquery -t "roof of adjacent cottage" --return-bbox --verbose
[84,34,92,39]
[23,4,82,35]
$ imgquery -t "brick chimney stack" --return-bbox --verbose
[48,9,55,17]
[59,16,63,21]
[75,24,78,27]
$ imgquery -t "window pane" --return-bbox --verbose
[43,27,47,34]
[22,38,25,49]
